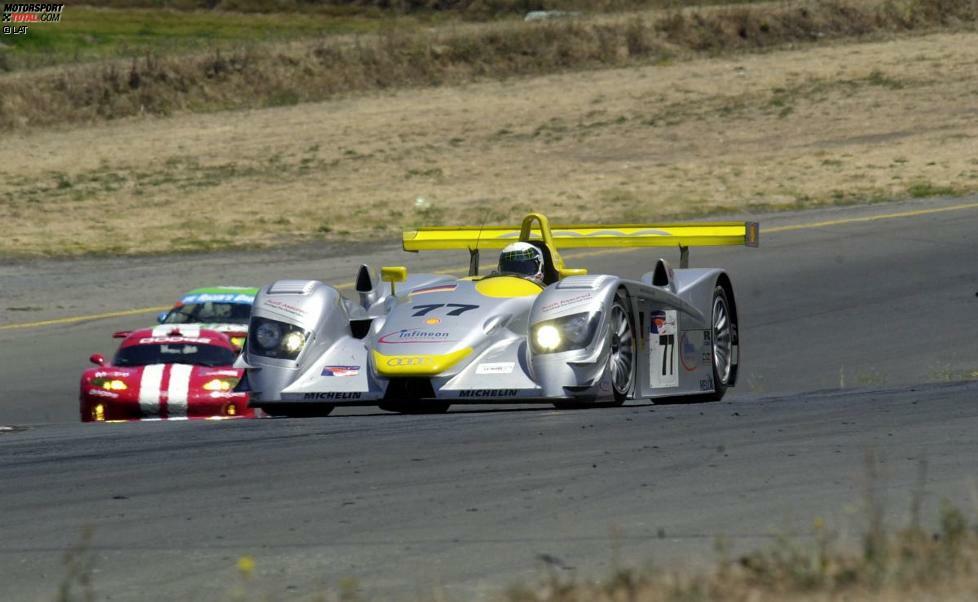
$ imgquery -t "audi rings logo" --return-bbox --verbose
[385,356,430,367]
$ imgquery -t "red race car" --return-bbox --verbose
[80,325,254,422]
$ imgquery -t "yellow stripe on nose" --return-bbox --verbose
[372,348,472,377]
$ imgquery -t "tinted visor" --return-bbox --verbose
[499,249,541,276]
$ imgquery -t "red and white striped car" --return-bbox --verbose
[79,326,254,422]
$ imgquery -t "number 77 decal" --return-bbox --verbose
[649,310,679,388]
[411,304,479,317]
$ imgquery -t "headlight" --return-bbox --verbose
[255,321,282,350]
[203,378,238,392]
[535,325,561,352]
[282,331,305,354]
[91,378,127,391]
[248,317,309,360]
[561,313,592,346]
[531,312,599,354]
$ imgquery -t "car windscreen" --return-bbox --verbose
[114,343,236,367]
[163,302,251,325]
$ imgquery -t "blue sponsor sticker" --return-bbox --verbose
[322,365,360,377]
[181,293,256,305]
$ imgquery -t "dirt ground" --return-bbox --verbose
[1,31,977,257]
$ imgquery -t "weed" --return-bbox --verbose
[908,180,956,198]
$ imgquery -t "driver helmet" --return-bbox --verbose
[498,242,545,283]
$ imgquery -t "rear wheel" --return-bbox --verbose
[704,285,734,402]
[258,404,334,418]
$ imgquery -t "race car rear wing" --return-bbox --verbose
[402,213,759,270]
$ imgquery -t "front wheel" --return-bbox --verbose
[553,289,635,409]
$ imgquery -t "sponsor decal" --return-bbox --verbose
[425,317,441,325]
[540,293,593,314]
[384,356,430,367]
[378,329,454,344]
[650,310,679,388]
[410,283,458,295]
[2,3,63,34]
[304,392,361,400]
[138,336,211,345]
[262,298,306,317]
[94,371,129,379]
[87,389,118,398]
[699,377,714,392]
[181,293,255,305]
[650,310,677,336]
[321,365,360,377]
[475,362,515,375]
[458,389,519,398]
[679,332,700,372]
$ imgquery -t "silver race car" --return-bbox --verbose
[239,213,759,416]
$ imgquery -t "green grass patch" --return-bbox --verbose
[0,6,418,70]
[908,180,956,198]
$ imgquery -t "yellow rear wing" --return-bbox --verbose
[404,220,759,251]
[403,213,757,273]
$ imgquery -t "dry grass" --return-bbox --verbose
[78,0,771,16]
[1,0,976,131]
[1,28,977,257]
[53,465,978,601]
[504,516,978,602]
[502,458,978,602]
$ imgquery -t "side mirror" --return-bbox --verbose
[156,311,168,324]
[89,353,106,366]
[380,266,408,295]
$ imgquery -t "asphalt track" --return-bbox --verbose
[1,197,977,600]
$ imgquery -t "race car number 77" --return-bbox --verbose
[411,304,479,317]
[650,310,679,388]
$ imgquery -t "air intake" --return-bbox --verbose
[557,275,608,290]
[268,280,317,295]
[383,378,436,401]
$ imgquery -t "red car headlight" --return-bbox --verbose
[91,378,128,391]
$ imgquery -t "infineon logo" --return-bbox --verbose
[377,329,453,344]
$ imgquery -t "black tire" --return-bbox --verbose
[552,289,635,409]
[378,402,450,414]
[703,285,735,402]
[257,403,334,418]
